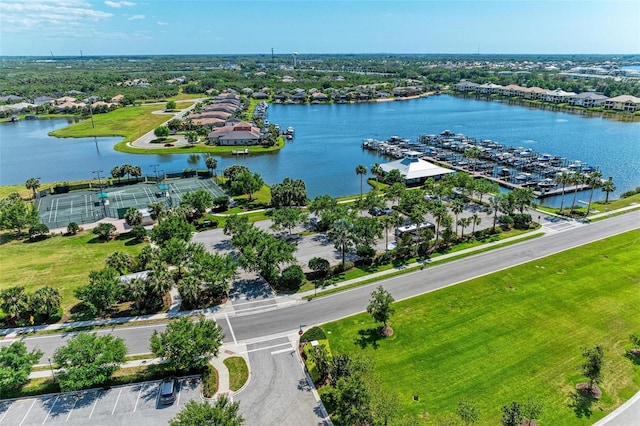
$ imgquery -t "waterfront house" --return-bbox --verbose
[380,153,455,185]
[569,92,609,108]
[477,83,503,94]
[454,81,480,92]
[603,95,640,112]
[543,89,577,104]
[207,121,264,146]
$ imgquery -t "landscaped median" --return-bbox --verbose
[312,230,640,425]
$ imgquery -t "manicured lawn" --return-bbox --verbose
[224,356,249,391]
[49,104,170,143]
[321,230,640,425]
[0,231,147,316]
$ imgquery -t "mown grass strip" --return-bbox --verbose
[224,356,249,392]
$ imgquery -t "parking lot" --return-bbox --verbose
[0,377,200,426]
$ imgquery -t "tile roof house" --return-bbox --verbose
[207,121,264,146]
[569,92,609,108]
[454,81,480,92]
[543,89,576,103]
[603,95,640,112]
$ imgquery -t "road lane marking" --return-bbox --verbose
[242,341,291,354]
[111,388,122,415]
[270,346,294,355]
[0,401,12,423]
[42,395,59,424]
[19,399,36,426]
[225,313,237,345]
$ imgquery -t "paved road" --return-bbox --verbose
[4,210,638,361]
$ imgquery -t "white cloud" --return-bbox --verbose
[104,1,135,8]
[0,1,113,33]
[128,14,145,20]
[157,21,168,26]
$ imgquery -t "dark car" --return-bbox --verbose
[159,377,177,405]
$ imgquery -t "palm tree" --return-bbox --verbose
[205,155,218,181]
[569,172,584,214]
[130,165,142,182]
[111,166,124,183]
[450,198,465,236]
[488,195,502,232]
[601,178,616,204]
[470,213,481,234]
[327,218,356,270]
[25,177,40,200]
[458,217,471,238]
[585,171,603,216]
[355,164,368,199]
[370,163,383,190]
[0,286,29,321]
[31,286,61,318]
[463,146,483,173]
[556,171,570,212]
[431,204,450,249]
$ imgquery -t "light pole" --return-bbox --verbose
[92,170,104,189]
[48,357,56,382]
[150,164,160,182]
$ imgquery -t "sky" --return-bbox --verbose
[0,0,638,57]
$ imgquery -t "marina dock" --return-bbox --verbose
[363,130,597,197]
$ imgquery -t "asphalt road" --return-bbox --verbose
[3,211,639,363]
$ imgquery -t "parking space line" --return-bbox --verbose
[85,194,90,215]
[53,199,58,223]
[19,399,36,426]
[225,313,237,345]
[176,380,182,406]
[111,388,122,415]
[66,395,79,422]
[69,200,73,215]
[0,401,12,423]
[88,393,99,418]
[42,395,59,424]
[133,385,143,412]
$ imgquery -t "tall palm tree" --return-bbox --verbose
[569,172,584,214]
[111,166,124,183]
[471,213,481,234]
[488,195,502,232]
[25,177,40,200]
[370,163,383,190]
[463,146,483,173]
[205,155,218,182]
[585,171,603,216]
[556,171,570,212]
[327,218,356,270]
[0,286,29,321]
[450,198,464,236]
[458,217,471,238]
[355,164,368,199]
[431,204,450,249]
[601,179,616,204]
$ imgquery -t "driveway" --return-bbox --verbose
[236,336,329,426]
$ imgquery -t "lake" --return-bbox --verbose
[1,95,638,206]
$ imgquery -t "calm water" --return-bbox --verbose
[1,96,638,206]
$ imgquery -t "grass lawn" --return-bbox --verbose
[49,104,170,143]
[0,231,147,317]
[321,230,640,425]
[224,356,249,391]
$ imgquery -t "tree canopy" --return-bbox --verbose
[169,397,244,426]
[52,332,127,392]
[150,316,224,372]
[0,341,43,392]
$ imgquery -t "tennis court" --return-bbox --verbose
[37,177,226,229]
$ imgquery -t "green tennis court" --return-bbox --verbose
[37,177,225,229]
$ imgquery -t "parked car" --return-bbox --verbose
[159,377,177,405]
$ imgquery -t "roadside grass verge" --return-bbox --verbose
[0,231,147,317]
[224,357,249,391]
[321,230,640,425]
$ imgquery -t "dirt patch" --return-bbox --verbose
[576,383,602,399]
[380,325,394,337]
[629,349,640,358]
